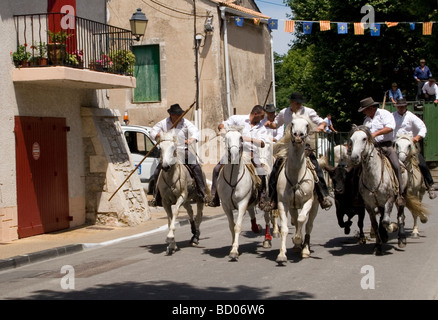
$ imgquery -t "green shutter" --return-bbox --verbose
[133,45,161,102]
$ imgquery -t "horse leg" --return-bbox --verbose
[412,214,420,238]
[275,203,289,265]
[229,202,249,261]
[397,205,407,248]
[368,210,383,255]
[183,202,199,246]
[249,206,261,233]
[272,209,280,238]
[357,209,366,244]
[302,201,319,258]
[290,208,302,253]
[165,197,184,255]
[293,207,308,254]
[263,210,273,248]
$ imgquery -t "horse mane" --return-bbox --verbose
[274,114,315,158]
[349,124,375,144]
[225,125,244,133]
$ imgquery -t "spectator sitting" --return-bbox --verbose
[388,82,403,104]
[323,114,337,134]
[422,78,438,103]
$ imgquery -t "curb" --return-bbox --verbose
[0,244,84,272]
[0,215,224,272]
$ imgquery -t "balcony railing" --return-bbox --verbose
[13,13,135,76]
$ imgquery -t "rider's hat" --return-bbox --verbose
[395,98,408,107]
[358,97,379,112]
[167,103,185,115]
[265,104,276,113]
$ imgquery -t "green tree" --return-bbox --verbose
[275,0,438,131]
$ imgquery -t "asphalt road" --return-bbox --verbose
[0,196,437,302]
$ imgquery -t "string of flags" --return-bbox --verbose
[233,17,436,36]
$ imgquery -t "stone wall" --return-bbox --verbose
[81,106,150,227]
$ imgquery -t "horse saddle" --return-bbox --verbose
[217,163,261,190]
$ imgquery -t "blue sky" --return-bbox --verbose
[254,0,294,55]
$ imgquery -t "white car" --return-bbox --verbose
[121,125,160,194]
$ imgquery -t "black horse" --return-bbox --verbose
[322,160,366,244]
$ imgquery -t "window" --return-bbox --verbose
[124,131,159,158]
[132,45,161,103]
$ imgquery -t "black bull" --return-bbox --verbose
[323,161,367,243]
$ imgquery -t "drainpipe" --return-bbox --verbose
[220,6,231,118]
[270,34,276,106]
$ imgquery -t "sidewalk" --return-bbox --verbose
[0,205,224,271]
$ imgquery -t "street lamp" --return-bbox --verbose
[130,8,148,41]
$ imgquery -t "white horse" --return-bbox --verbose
[274,115,319,263]
[349,125,408,255]
[217,125,264,260]
[394,134,429,238]
[156,131,205,255]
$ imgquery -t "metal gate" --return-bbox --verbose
[15,116,70,238]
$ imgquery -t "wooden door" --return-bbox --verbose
[15,116,70,238]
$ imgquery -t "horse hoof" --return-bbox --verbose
[373,245,383,256]
[190,236,199,246]
[359,237,367,245]
[251,223,262,234]
[398,238,407,248]
[411,232,420,239]
[292,245,302,253]
[166,237,175,244]
[302,251,310,258]
[229,252,239,261]
[344,226,351,235]
[273,232,280,238]
[166,247,177,255]
[276,255,287,265]
[263,240,272,249]
[420,216,428,224]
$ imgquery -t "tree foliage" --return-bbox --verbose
[275,0,438,130]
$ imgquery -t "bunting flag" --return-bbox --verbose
[371,24,381,36]
[285,20,295,33]
[253,18,261,25]
[354,22,364,35]
[410,22,416,30]
[320,20,331,31]
[423,22,433,35]
[234,17,244,27]
[337,22,348,34]
[268,19,278,30]
[385,22,399,28]
[303,22,313,34]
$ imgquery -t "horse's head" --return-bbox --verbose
[158,131,178,171]
[289,114,314,145]
[349,125,373,165]
[224,125,244,164]
[395,134,416,164]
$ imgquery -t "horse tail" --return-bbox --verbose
[406,194,430,218]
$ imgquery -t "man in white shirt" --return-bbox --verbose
[261,104,284,142]
[358,97,404,205]
[149,103,207,206]
[392,98,436,199]
[264,92,332,210]
[206,105,267,207]
[422,78,438,103]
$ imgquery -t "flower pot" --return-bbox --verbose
[47,43,66,65]
[89,63,104,72]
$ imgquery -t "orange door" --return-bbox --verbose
[15,116,70,238]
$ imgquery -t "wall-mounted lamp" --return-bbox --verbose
[195,34,203,49]
[130,8,148,41]
[204,16,214,33]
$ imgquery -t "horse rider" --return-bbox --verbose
[148,103,207,207]
[206,105,268,208]
[264,92,332,211]
[261,103,284,143]
[392,98,436,199]
[358,97,405,206]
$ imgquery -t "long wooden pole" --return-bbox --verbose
[109,101,196,201]
[263,81,273,107]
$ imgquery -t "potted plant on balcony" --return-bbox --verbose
[11,43,32,67]
[30,41,48,66]
[89,53,113,72]
[47,30,70,65]
[109,49,136,75]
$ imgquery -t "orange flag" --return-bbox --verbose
[253,18,260,25]
[285,20,295,33]
[423,22,433,35]
[354,22,364,35]
[320,20,331,31]
[385,22,399,27]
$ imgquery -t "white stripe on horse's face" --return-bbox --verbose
[291,117,309,144]
[395,135,413,164]
[349,130,368,165]
[225,130,242,165]
[160,139,177,170]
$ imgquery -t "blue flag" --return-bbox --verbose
[268,19,278,30]
[410,23,416,30]
[370,24,381,36]
[303,22,313,34]
[235,17,244,27]
[337,23,348,34]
